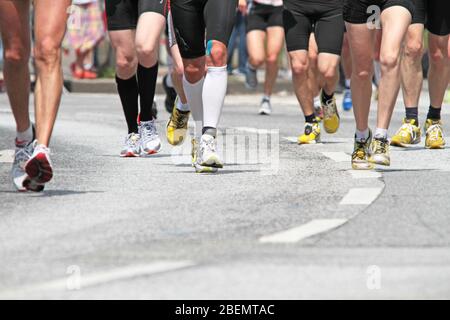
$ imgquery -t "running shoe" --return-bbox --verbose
[343,88,353,111]
[314,96,323,121]
[163,74,177,113]
[120,132,141,157]
[198,134,223,169]
[322,92,340,134]
[245,63,258,90]
[167,99,190,146]
[192,138,218,173]
[298,122,321,144]
[259,97,272,115]
[352,130,374,170]
[425,119,445,149]
[369,137,390,166]
[23,141,53,192]
[391,118,421,147]
[11,140,34,192]
[139,120,162,155]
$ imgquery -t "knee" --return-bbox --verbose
[291,59,309,77]
[208,42,227,66]
[116,54,138,75]
[135,42,158,63]
[249,56,265,68]
[266,54,278,65]
[319,63,338,81]
[429,41,449,67]
[353,64,373,81]
[380,52,400,70]
[34,37,60,67]
[184,61,204,83]
[404,40,423,60]
[4,47,29,66]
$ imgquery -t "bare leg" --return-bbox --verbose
[170,44,188,104]
[33,0,71,146]
[135,12,165,67]
[377,6,411,130]
[341,33,352,82]
[428,33,450,109]
[317,53,340,95]
[0,0,31,132]
[289,50,314,117]
[246,30,266,69]
[264,26,284,97]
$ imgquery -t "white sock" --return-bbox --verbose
[356,128,370,141]
[345,79,351,89]
[16,124,33,144]
[202,65,228,131]
[262,95,271,101]
[183,76,204,139]
[374,128,388,140]
[313,95,321,108]
[176,98,190,112]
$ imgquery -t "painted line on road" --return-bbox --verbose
[321,152,349,162]
[0,261,195,298]
[0,149,14,163]
[348,170,382,179]
[340,188,383,205]
[260,219,348,244]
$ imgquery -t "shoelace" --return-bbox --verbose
[323,99,336,118]
[171,111,188,128]
[141,122,157,141]
[126,134,140,148]
[373,139,388,154]
[14,145,33,167]
[398,123,414,138]
[427,124,443,141]
[202,138,216,154]
[353,142,367,160]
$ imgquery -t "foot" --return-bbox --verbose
[425,119,445,149]
[391,118,421,148]
[24,141,53,191]
[258,97,272,115]
[321,91,340,134]
[162,74,177,113]
[11,139,35,192]
[198,134,223,169]
[343,88,353,111]
[369,137,390,166]
[192,138,218,173]
[298,122,321,144]
[167,99,190,146]
[120,132,141,157]
[245,63,258,90]
[139,120,162,155]
[352,130,374,170]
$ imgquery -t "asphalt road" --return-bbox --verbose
[0,87,450,299]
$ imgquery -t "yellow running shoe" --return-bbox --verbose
[352,130,374,170]
[321,92,340,134]
[425,119,445,149]
[298,122,321,144]
[166,99,190,146]
[391,118,421,147]
[369,137,390,166]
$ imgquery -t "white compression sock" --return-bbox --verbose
[356,128,370,141]
[202,66,228,133]
[374,128,388,140]
[16,124,33,144]
[176,98,190,112]
[183,76,204,139]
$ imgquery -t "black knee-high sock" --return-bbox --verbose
[137,63,159,122]
[116,74,139,134]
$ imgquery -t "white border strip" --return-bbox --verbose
[340,188,383,205]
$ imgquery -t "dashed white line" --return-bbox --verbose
[340,188,383,205]
[348,170,382,179]
[321,152,349,162]
[0,149,14,163]
[0,261,195,298]
[260,219,348,244]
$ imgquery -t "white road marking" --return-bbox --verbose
[340,188,383,205]
[233,127,271,134]
[260,219,348,244]
[0,261,194,298]
[0,149,14,163]
[321,152,349,162]
[348,170,382,179]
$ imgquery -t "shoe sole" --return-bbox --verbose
[352,162,374,170]
[141,145,162,157]
[22,177,45,192]
[25,153,53,185]
[369,156,390,166]
[120,152,139,158]
[426,145,445,150]
[200,157,223,169]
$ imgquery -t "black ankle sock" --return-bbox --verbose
[116,74,139,134]
[202,127,217,137]
[137,63,159,122]
[305,114,317,123]
[427,105,441,120]
[321,90,334,104]
[405,107,419,124]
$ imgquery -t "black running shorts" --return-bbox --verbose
[411,0,426,25]
[171,0,238,59]
[247,2,284,33]
[425,0,450,36]
[106,0,168,31]
[343,0,414,24]
[283,0,345,55]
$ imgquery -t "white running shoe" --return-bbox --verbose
[23,141,53,192]
[120,133,141,157]
[198,134,223,169]
[139,120,162,155]
[259,98,272,115]
[11,141,34,192]
[192,137,218,173]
